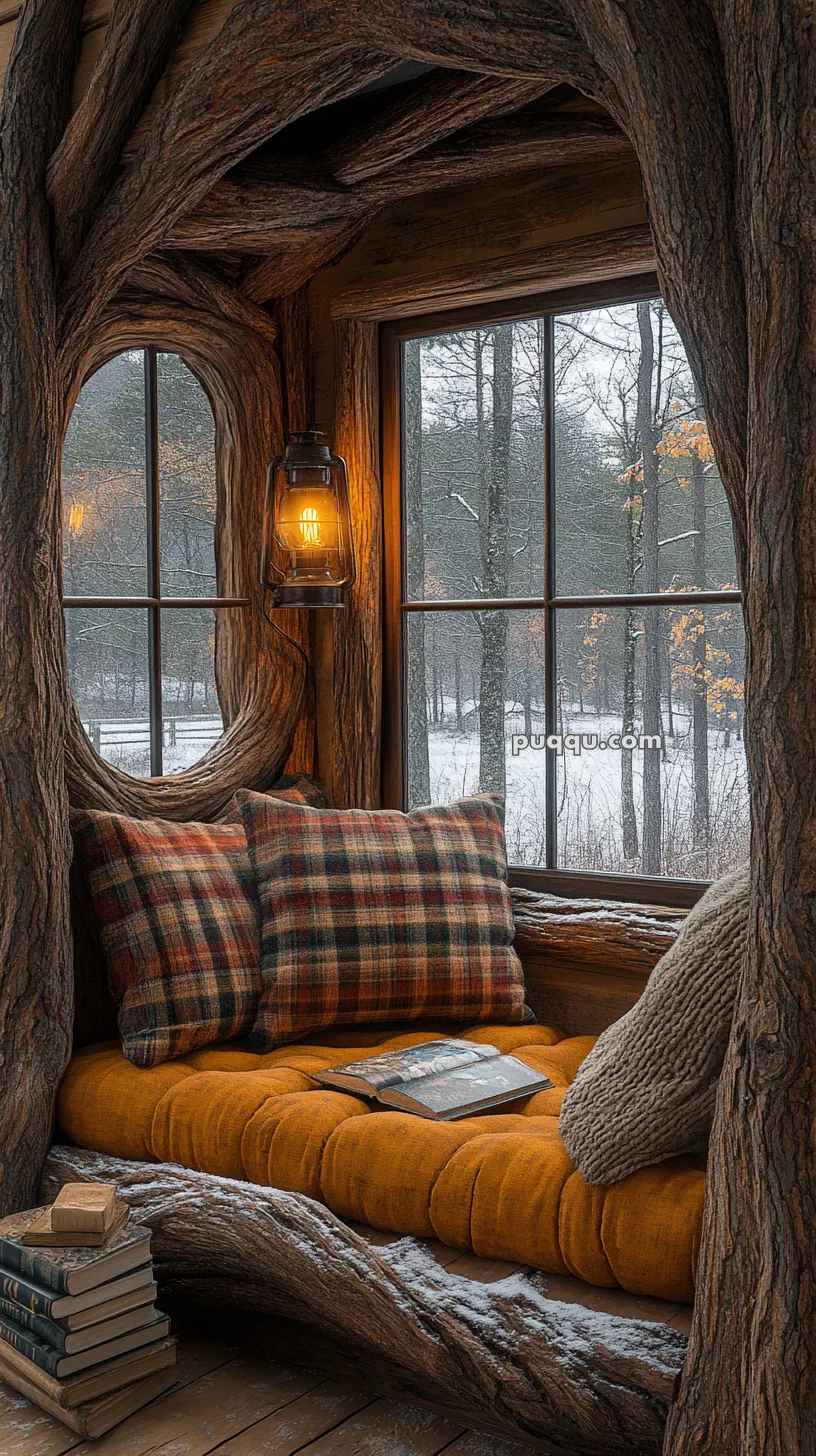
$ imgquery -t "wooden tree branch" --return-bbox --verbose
[0,0,84,1215]
[660,3,816,1446]
[325,70,555,186]
[165,153,363,252]
[165,113,632,259]
[362,0,610,106]
[510,888,685,974]
[241,216,370,302]
[41,1147,686,1456]
[47,0,196,279]
[57,0,392,370]
[362,109,633,203]
[62,256,308,821]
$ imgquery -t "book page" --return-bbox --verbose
[325,1039,499,1092]
[387,1055,547,1116]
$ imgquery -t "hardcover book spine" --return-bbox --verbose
[0,1239,69,1294]
[0,1311,62,1377]
[0,1269,56,1319]
[0,1298,66,1352]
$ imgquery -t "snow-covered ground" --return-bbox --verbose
[85,700,749,879]
[84,716,223,777]
[425,704,749,879]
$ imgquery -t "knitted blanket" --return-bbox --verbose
[559,862,749,1185]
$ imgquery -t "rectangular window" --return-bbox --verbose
[385,279,748,899]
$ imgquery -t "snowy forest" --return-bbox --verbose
[61,350,227,776]
[403,298,748,879]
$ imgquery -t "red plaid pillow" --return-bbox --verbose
[72,778,327,1068]
[238,791,529,1048]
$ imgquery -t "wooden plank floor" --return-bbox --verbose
[0,1235,692,1456]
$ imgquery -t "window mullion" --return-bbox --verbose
[144,347,163,777]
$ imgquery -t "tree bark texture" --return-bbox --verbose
[41,1146,686,1456]
[330,319,382,808]
[510,887,686,974]
[0,0,84,1215]
[62,259,308,821]
[0,0,811,1447]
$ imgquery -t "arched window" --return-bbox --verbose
[62,348,245,778]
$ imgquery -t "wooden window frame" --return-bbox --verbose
[381,273,743,909]
[62,345,248,777]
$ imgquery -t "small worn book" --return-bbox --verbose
[50,1183,118,1235]
[0,1210,151,1296]
[0,1305,170,1377]
[0,1290,158,1354]
[0,1331,177,1410]
[0,1262,155,1321]
[25,1367,178,1441]
[0,1337,178,1434]
[22,1199,129,1248]
[313,1039,552,1120]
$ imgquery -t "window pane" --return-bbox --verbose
[555,604,748,878]
[404,608,548,866]
[161,607,223,774]
[65,607,152,777]
[553,300,738,595]
[157,354,217,598]
[402,325,545,602]
[62,352,148,597]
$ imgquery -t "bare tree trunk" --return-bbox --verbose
[0,0,84,1214]
[691,413,710,862]
[478,326,512,795]
[455,652,464,731]
[637,302,662,875]
[403,338,431,806]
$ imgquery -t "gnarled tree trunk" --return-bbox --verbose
[0,1,813,1448]
[0,0,83,1214]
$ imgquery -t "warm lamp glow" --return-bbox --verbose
[68,501,86,537]
[299,506,320,546]
[261,430,355,609]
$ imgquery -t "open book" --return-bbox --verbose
[312,1039,552,1120]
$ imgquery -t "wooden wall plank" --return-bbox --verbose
[520,952,647,1036]
[330,319,382,808]
[330,220,655,321]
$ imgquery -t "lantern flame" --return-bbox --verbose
[299,505,321,546]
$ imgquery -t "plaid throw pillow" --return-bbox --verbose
[238,791,529,1048]
[72,778,327,1068]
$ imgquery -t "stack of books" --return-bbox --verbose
[0,1183,177,1438]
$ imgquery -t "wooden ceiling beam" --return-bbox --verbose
[165,114,632,255]
[362,111,634,203]
[47,0,196,279]
[164,155,368,252]
[324,69,556,186]
[240,216,370,302]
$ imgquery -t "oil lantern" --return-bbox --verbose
[261,430,356,608]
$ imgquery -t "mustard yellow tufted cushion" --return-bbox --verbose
[57,1024,704,1303]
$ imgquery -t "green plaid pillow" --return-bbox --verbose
[72,778,327,1068]
[238,791,529,1048]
